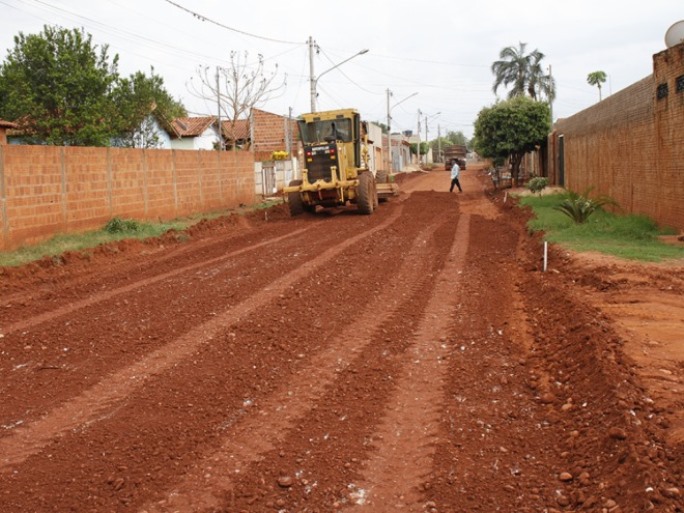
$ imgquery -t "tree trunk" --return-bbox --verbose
[511,152,524,188]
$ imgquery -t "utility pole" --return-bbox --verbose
[416,109,422,167]
[425,115,429,165]
[424,115,428,145]
[386,91,418,172]
[548,64,554,125]
[386,89,392,175]
[437,124,441,163]
[216,66,223,150]
[309,36,316,112]
[285,106,292,155]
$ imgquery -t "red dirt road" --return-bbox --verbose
[1,166,683,513]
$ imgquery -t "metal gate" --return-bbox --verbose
[261,163,277,196]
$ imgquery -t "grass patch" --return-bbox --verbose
[0,198,285,268]
[0,217,197,268]
[521,193,684,262]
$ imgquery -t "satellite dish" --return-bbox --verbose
[665,20,684,48]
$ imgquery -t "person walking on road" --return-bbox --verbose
[449,159,462,193]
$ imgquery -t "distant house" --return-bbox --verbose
[0,119,18,145]
[386,132,412,172]
[144,115,175,148]
[170,116,220,150]
[1,108,295,154]
[221,118,250,151]
[112,113,178,149]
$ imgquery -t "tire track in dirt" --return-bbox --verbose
[168,193,462,513]
[424,212,560,513]
[1,225,314,335]
[339,213,470,512]
[3,168,683,513]
[0,217,351,426]
[0,208,404,470]
[139,212,451,513]
[0,213,294,309]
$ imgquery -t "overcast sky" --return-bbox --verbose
[0,0,681,139]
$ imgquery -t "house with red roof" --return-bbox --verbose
[170,116,221,150]
[165,109,292,153]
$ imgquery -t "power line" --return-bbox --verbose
[162,0,302,45]
[7,0,306,81]
[20,0,233,66]
[318,47,382,96]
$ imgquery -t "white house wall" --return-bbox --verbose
[170,126,219,150]
[150,117,172,149]
[366,122,384,175]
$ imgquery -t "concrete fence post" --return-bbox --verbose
[142,150,149,217]
[0,145,8,249]
[171,150,178,216]
[217,151,224,204]
[106,148,114,218]
[197,151,204,207]
[60,147,68,230]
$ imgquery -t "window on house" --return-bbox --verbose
[676,75,684,93]
[656,82,669,100]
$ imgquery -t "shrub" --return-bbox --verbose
[105,217,141,234]
[554,190,618,224]
[527,177,548,197]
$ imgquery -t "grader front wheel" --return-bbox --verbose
[357,173,375,215]
[287,180,304,216]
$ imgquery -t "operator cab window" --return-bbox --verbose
[299,119,353,144]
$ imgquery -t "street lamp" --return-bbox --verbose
[386,90,418,174]
[310,45,369,112]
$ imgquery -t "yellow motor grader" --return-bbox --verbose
[284,108,398,215]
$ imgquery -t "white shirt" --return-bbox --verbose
[450,162,461,179]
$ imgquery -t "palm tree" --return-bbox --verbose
[586,71,607,101]
[492,42,555,102]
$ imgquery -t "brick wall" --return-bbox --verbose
[0,146,255,251]
[548,43,684,231]
[653,44,684,231]
[251,108,298,157]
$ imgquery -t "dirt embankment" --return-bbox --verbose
[0,165,682,513]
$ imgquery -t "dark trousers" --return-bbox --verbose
[450,177,462,192]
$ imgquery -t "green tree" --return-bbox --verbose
[374,121,389,134]
[431,130,468,160]
[492,42,555,102]
[472,96,550,187]
[444,130,468,146]
[0,26,120,146]
[586,70,607,101]
[410,141,429,157]
[113,68,186,148]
